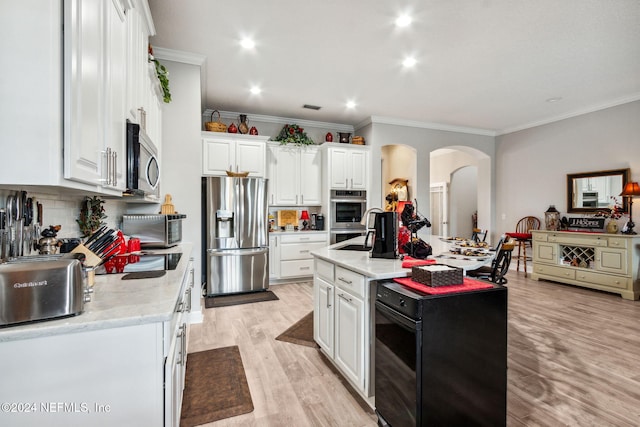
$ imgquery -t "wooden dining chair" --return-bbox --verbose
[506,216,541,277]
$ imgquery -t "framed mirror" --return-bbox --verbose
[567,168,629,213]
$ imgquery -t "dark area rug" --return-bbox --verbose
[180,346,253,427]
[205,290,279,308]
[275,311,319,348]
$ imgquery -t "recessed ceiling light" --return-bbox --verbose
[250,86,261,95]
[346,100,356,109]
[240,37,255,49]
[402,56,417,68]
[395,14,412,28]
[546,97,563,103]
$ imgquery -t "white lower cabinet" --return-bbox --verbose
[0,258,194,427]
[313,258,371,397]
[271,233,328,280]
[269,235,280,279]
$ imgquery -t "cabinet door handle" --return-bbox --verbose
[338,277,352,285]
[327,287,332,308]
[102,148,112,185]
[186,288,192,312]
[338,292,353,303]
[111,150,117,186]
[296,195,298,204]
[351,178,353,188]
[301,195,304,204]
[345,179,348,188]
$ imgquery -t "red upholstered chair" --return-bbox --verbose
[506,216,541,277]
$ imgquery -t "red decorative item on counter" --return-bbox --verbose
[398,226,411,254]
[227,123,238,133]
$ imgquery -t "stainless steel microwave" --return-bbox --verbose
[126,120,160,198]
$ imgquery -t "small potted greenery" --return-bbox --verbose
[274,124,314,145]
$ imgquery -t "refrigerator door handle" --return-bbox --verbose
[207,247,269,256]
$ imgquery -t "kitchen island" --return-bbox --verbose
[311,236,506,414]
[0,244,193,427]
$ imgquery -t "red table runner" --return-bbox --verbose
[393,276,494,295]
[401,256,437,268]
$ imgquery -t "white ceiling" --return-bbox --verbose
[148,0,640,135]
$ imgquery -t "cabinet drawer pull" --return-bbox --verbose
[300,250,310,253]
[338,277,352,285]
[300,237,310,241]
[300,266,310,270]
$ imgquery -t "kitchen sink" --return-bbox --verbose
[336,244,372,252]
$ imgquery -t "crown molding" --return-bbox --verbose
[365,116,497,137]
[202,109,355,132]
[152,47,206,66]
[497,93,640,136]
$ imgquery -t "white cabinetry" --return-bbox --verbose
[202,133,269,177]
[64,0,128,191]
[269,235,280,279]
[325,145,369,190]
[272,233,328,279]
[267,144,322,206]
[532,231,640,300]
[1,0,158,195]
[313,258,372,396]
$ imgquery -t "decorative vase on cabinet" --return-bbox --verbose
[606,220,619,234]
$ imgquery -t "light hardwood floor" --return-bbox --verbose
[187,274,640,427]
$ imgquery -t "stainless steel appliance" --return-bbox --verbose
[203,176,269,296]
[370,211,398,259]
[126,120,160,198]
[122,214,185,248]
[375,281,507,426]
[330,190,366,243]
[0,257,87,326]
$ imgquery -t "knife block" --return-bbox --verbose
[71,244,103,268]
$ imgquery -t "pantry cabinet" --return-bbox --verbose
[202,133,269,177]
[1,0,159,195]
[324,145,369,190]
[267,144,322,206]
[532,230,640,300]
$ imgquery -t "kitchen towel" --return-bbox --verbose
[401,256,437,268]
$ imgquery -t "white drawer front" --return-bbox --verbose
[280,242,327,260]
[280,259,314,278]
[576,270,630,290]
[335,266,365,299]
[280,233,327,244]
[316,258,335,282]
[534,263,576,280]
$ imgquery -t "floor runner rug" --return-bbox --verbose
[275,311,319,348]
[180,346,253,426]
[205,290,279,308]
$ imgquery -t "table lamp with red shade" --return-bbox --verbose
[300,210,310,230]
[620,182,640,235]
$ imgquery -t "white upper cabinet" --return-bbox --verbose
[325,145,369,190]
[202,133,269,177]
[267,144,322,206]
[1,0,157,195]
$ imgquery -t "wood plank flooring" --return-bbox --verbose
[187,274,640,426]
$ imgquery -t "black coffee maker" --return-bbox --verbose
[370,212,398,259]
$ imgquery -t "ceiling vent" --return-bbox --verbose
[303,104,321,110]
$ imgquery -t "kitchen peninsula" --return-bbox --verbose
[311,235,507,421]
[0,244,193,427]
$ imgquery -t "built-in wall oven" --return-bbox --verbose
[329,190,366,244]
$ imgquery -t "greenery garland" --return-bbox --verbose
[77,196,107,237]
[274,124,314,145]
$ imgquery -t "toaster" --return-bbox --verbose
[0,258,87,327]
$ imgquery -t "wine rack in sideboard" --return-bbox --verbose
[531,231,640,300]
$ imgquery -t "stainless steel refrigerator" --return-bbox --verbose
[203,176,269,296]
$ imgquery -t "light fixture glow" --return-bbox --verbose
[240,38,255,49]
[395,14,412,28]
[250,86,262,95]
[402,56,417,68]
[346,101,356,109]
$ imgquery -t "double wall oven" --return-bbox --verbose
[329,190,366,244]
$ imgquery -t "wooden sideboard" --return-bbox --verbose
[531,230,640,300]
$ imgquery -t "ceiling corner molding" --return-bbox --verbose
[497,93,640,136]
[203,109,354,132]
[369,116,497,137]
[137,0,156,36]
[354,117,373,131]
[152,47,206,66]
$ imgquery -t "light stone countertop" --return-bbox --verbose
[0,243,193,343]
[311,235,492,280]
